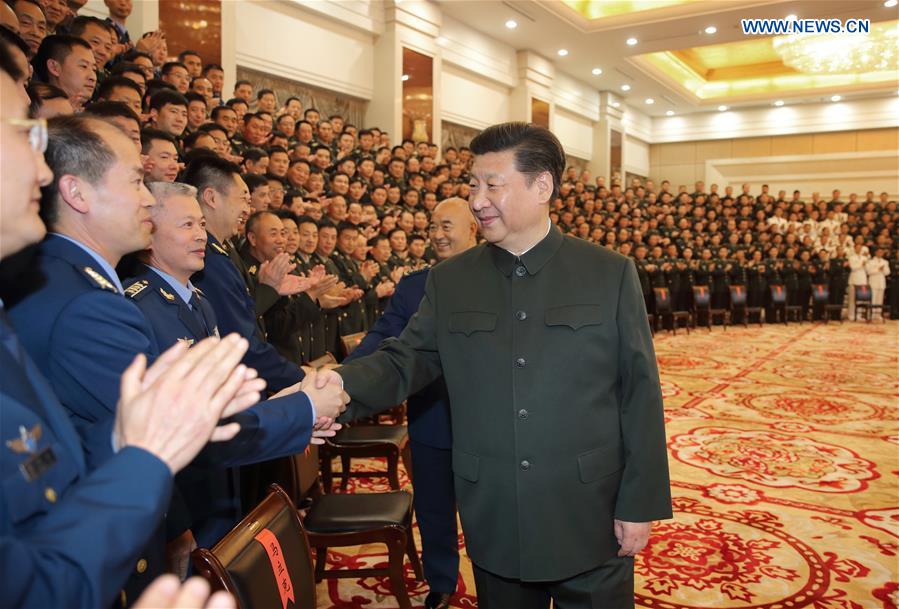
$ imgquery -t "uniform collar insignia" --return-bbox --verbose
[177,337,195,346]
[211,242,229,255]
[124,280,149,298]
[248,265,257,275]
[83,266,118,292]
[159,287,176,301]
[6,424,41,454]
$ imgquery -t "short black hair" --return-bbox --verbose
[273,208,299,225]
[202,63,224,74]
[178,49,202,61]
[41,115,119,227]
[245,210,278,235]
[242,172,269,193]
[140,128,178,154]
[469,122,565,199]
[182,154,242,198]
[197,122,227,137]
[234,79,252,89]
[336,221,358,237]
[242,147,268,163]
[317,219,336,231]
[226,97,248,108]
[96,75,142,100]
[268,145,288,157]
[161,61,188,76]
[68,15,111,39]
[26,82,68,115]
[149,89,188,112]
[0,28,30,82]
[257,88,275,100]
[83,100,140,124]
[210,106,235,121]
[185,91,207,107]
[285,96,301,106]
[31,35,92,83]
[110,62,147,81]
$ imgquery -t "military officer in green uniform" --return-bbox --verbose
[315,123,671,608]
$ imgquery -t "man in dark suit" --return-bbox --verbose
[318,123,672,608]
[345,198,477,609]
[0,65,253,609]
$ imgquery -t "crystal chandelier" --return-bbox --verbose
[772,21,898,74]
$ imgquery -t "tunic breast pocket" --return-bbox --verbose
[544,304,604,331]
[448,311,497,336]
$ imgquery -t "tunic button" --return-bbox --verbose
[515,357,526,368]
[515,310,527,321]
[515,265,527,277]
[520,460,531,471]
[136,559,148,574]
[518,409,528,419]
[44,487,57,503]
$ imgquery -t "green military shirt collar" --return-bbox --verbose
[489,223,564,277]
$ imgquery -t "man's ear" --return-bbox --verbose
[534,171,553,205]
[200,186,217,210]
[46,58,63,80]
[245,230,257,248]
[148,108,158,125]
[57,175,91,214]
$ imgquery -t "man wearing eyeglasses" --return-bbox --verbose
[0,63,258,609]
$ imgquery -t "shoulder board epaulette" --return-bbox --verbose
[159,287,176,302]
[124,280,149,299]
[194,287,204,297]
[211,242,228,255]
[83,266,118,292]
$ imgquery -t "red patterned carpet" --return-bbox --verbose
[316,322,899,609]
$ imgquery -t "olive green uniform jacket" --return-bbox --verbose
[338,226,672,581]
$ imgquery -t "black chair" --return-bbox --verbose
[812,284,841,323]
[191,484,317,609]
[654,287,692,334]
[729,285,751,327]
[270,446,423,609]
[692,285,713,331]
[854,285,877,322]
[769,284,788,324]
[319,423,411,492]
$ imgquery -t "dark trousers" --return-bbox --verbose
[410,440,459,594]
[472,557,634,609]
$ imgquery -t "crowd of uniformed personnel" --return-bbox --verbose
[1,1,898,608]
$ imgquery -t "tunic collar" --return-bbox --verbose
[489,223,564,277]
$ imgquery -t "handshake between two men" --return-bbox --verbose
[115,333,350,476]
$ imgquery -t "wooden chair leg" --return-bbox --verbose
[400,443,413,484]
[387,533,413,609]
[340,455,351,492]
[321,453,334,494]
[387,448,401,491]
[405,524,423,580]
[314,546,328,582]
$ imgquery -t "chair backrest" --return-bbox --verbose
[692,286,711,307]
[812,284,829,302]
[192,484,316,609]
[729,285,747,306]
[769,284,787,304]
[340,332,367,358]
[653,287,671,311]
[855,285,872,302]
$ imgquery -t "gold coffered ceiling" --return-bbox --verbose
[633,19,899,102]
[560,0,698,20]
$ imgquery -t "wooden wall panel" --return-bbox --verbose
[159,0,221,66]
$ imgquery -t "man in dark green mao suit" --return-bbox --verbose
[316,123,672,608]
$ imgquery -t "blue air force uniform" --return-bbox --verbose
[345,266,459,595]
[1,308,173,609]
[7,234,317,599]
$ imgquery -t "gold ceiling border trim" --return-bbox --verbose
[538,0,783,33]
[628,53,899,105]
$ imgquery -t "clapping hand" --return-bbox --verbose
[133,575,234,609]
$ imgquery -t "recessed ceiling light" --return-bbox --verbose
[505,19,518,29]
[611,101,620,108]
[774,100,784,106]
[718,105,728,111]
[626,37,638,46]
[401,74,409,82]
[785,14,797,21]
[666,110,675,116]
[704,25,717,34]
[592,67,602,76]
[645,98,654,104]
[557,49,568,56]
[831,95,842,102]
[621,84,631,91]
[885,0,897,8]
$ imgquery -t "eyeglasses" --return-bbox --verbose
[7,118,49,154]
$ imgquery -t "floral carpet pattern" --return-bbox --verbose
[315,322,898,609]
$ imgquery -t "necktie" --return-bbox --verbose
[189,292,212,337]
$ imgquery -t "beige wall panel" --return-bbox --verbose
[658,142,696,165]
[649,143,661,167]
[812,131,857,153]
[694,139,733,162]
[653,163,697,186]
[732,137,772,157]
[769,134,814,155]
[855,128,899,151]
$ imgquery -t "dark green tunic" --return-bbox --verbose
[337,226,672,581]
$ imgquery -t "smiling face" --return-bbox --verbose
[468,149,552,252]
[148,192,207,282]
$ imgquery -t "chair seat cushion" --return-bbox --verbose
[333,425,408,447]
[304,491,412,533]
